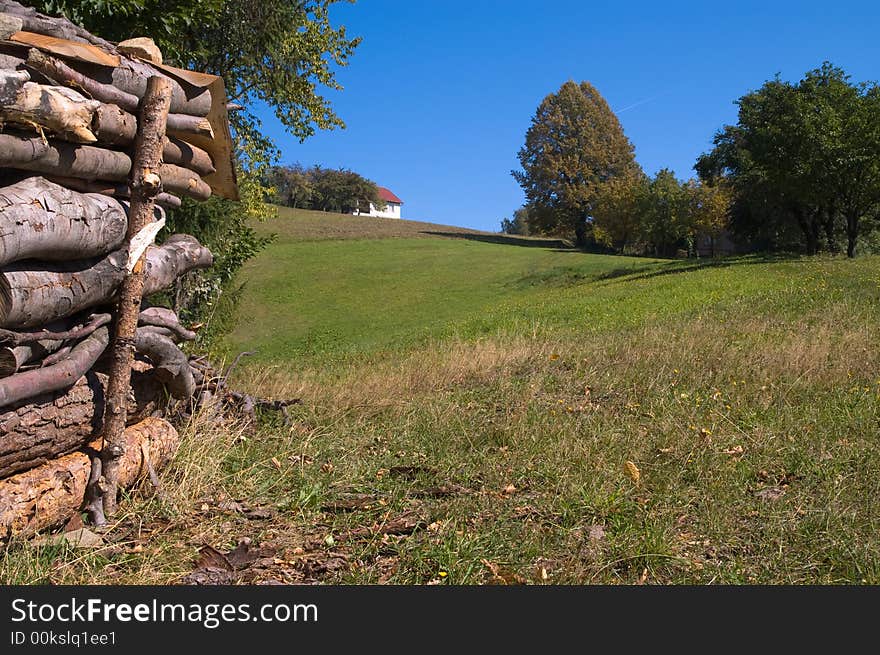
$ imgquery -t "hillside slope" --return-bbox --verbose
[7,209,879,585]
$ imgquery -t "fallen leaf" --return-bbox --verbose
[271,457,282,470]
[226,539,262,570]
[624,460,641,485]
[481,559,527,585]
[194,545,233,572]
[722,445,744,456]
[344,510,427,540]
[502,484,517,495]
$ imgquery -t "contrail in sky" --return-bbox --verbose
[615,93,665,114]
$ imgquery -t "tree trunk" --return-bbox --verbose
[73,58,212,117]
[101,75,172,519]
[0,84,217,175]
[0,367,163,479]
[0,177,127,267]
[0,416,179,539]
[0,236,213,329]
[846,213,858,258]
[161,137,215,176]
[25,49,214,136]
[822,204,838,254]
[0,135,212,200]
[574,221,587,248]
[0,251,125,329]
[794,206,819,255]
[92,102,137,144]
[91,105,215,175]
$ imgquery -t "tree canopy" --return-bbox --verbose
[512,80,640,246]
[268,165,384,214]
[591,170,731,256]
[696,62,880,257]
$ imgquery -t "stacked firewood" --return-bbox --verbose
[0,1,239,539]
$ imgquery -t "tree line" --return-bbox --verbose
[508,64,880,258]
[266,164,385,214]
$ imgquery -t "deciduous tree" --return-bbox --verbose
[512,80,640,246]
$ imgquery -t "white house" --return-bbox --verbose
[353,186,403,219]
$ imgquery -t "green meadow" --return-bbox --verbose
[6,208,879,585]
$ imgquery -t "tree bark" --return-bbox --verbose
[161,137,215,176]
[0,416,179,539]
[139,306,196,341]
[69,58,212,117]
[0,367,163,479]
[0,341,61,377]
[0,251,126,328]
[0,135,212,200]
[0,312,108,377]
[0,449,88,540]
[91,105,214,174]
[0,84,216,175]
[0,69,100,142]
[92,102,137,144]
[141,234,214,297]
[134,328,194,399]
[0,236,212,329]
[100,75,172,520]
[0,311,111,346]
[43,176,182,210]
[846,214,858,258]
[0,177,127,267]
[26,49,214,136]
[0,325,108,408]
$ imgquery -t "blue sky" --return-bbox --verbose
[253,1,880,232]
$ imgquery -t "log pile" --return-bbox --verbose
[0,1,239,539]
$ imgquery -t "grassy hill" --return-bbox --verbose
[7,208,880,585]
[224,206,658,364]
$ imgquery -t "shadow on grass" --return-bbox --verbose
[421,231,574,250]
[594,253,807,285]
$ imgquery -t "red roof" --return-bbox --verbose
[377,186,403,204]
